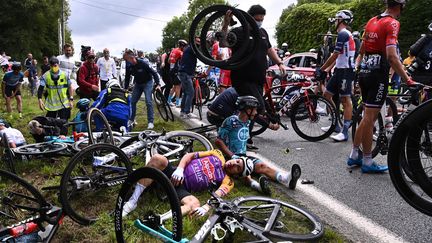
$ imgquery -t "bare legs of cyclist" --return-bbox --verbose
[324,92,352,141]
[347,106,388,173]
[5,94,22,118]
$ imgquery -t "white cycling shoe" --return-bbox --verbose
[330,132,348,142]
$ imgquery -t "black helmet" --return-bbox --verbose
[236,96,259,111]
[11,62,21,71]
[49,56,59,65]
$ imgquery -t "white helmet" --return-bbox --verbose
[335,10,353,24]
[107,79,120,88]
[282,43,288,47]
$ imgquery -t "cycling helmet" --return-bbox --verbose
[335,10,353,25]
[238,156,254,177]
[49,56,59,65]
[11,62,21,71]
[178,39,188,46]
[106,79,120,88]
[236,96,259,111]
[282,43,288,48]
[0,119,6,126]
[352,31,360,38]
[77,98,91,111]
[429,22,432,32]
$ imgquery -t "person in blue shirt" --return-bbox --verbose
[2,62,24,118]
[178,37,199,118]
[91,79,131,132]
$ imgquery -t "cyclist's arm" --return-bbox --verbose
[177,152,195,169]
[215,138,234,158]
[387,46,410,82]
[215,175,234,197]
[320,52,338,72]
[37,75,46,99]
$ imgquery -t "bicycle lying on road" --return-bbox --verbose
[114,167,324,242]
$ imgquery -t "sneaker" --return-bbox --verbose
[330,132,348,142]
[259,176,272,196]
[122,200,137,217]
[168,102,175,107]
[347,157,363,167]
[288,164,301,189]
[147,123,154,129]
[19,113,23,119]
[361,162,388,173]
[321,125,341,133]
[180,112,186,118]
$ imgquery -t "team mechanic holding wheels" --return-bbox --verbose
[189,5,287,148]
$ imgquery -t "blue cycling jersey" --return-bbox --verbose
[217,115,250,155]
[2,71,24,86]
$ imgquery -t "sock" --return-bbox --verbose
[349,145,360,159]
[250,180,262,192]
[129,183,146,205]
[176,98,182,106]
[160,210,173,223]
[363,153,373,166]
[342,120,351,137]
[276,172,291,185]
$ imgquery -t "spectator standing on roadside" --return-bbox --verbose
[160,49,172,100]
[178,37,199,118]
[123,49,160,129]
[168,40,187,107]
[2,62,24,119]
[29,59,38,96]
[97,48,117,90]
[24,53,36,96]
[41,56,50,76]
[77,51,99,100]
[57,43,78,81]
[37,56,74,120]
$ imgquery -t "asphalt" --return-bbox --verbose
[170,103,432,243]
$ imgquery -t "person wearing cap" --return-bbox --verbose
[121,149,244,218]
[77,50,99,100]
[96,48,117,90]
[0,121,26,148]
[2,62,24,118]
[91,79,131,131]
[167,39,188,107]
[37,56,74,120]
[123,49,160,129]
[28,116,68,143]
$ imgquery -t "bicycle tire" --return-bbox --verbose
[206,79,217,102]
[152,131,213,159]
[153,89,169,122]
[60,143,132,225]
[114,167,183,243]
[233,196,324,241]
[0,169,48,232]
[271,76,284,95]
[86,108,114,145]
[72,136,125,152]
[290,94,337,142]
[388,102,432,216]
[1,133,16,174]
[13,142,68,156]
[249,115,270,137]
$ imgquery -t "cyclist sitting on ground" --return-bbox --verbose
[71,98,91,133]
[28,116,68,143]
[2,62,24,119]
[91,79,131,132]
[123,149,249,218]
[317,10,356,142]
[215,96,301,195]
[0,120,26,148]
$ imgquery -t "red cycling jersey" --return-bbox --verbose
[362,14,400,55]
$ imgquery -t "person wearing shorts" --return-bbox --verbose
[318,10,356,142]
[2,62,23,118]
[347,0,416,173]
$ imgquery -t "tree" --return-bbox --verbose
[0,0,72,62]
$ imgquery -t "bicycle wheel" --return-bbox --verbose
[290,94,337,142]
[13,142,68,156]
[271,75,284,95]
[388,103,432,216]
[206,79,217,102]
[249,115,270,137]
[86,108,114,145]
[0,169,48,237]
[200,79,211,105]
[194,86,203,120]
[234,196,324,241]
[60,143,132,225]
[1,133,16,174]
[72,136,125,152]
[153,89,169,122]
[114,167,183,243]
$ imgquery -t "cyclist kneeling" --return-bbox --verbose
[71,98,91,133]
[215,96,301,194]
[0,120,26,148]
[28,116,68,143]
[122,149,246,218]
[91,79,131,131]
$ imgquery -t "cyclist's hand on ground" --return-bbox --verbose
[171,167,184,186]
[191,205,209,218]
[38,99,45,111]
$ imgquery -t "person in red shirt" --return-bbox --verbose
[347,0,415,173]
[77,50,100,100]
[167,40,187,107]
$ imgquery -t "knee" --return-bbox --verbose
[255,163,270,174]
[147,154,168,169]
[183,196,200,211]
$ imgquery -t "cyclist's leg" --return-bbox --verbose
[253,159,301,189]
[15,93,22,115]
[5,87,12,113]
[339,69,354,138]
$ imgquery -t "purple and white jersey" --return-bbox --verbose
[334,28,356,69]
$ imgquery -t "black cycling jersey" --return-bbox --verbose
[208,87,238,118]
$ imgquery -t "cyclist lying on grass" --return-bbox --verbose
[0,120,26,148]
[122,149,261,218]
[215,96,301,195]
